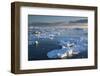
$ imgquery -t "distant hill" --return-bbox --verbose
[69,19,88,23]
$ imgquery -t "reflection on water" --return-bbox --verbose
[28,28,88,61]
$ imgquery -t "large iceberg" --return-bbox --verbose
[47,40,87,59]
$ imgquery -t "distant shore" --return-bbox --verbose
[29,24,88,30]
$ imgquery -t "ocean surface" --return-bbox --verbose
[28,28,88,61]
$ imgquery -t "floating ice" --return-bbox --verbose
[47,48,70,58]
[47,40,87,59]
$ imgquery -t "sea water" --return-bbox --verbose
[28,28,88,61]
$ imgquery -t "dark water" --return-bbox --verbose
[28,39,61,60]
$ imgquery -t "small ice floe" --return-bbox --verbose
[33,31,41,35]
[49,34,55,40]
[29,40,39,45]
[35,41,39,45]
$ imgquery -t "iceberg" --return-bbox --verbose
[47,48,69,58]
[47,41,80,59]
[47,39,88,59]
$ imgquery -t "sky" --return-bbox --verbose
[28,15,87,24]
